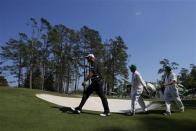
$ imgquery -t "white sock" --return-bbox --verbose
[165,102,171,113]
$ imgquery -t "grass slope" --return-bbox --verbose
[0,87,196,131]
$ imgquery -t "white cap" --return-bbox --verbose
[85,54,95,59]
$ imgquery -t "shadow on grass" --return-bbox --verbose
[96,113,196,131]
[52,106,72,112]
[120,109,183,117]
[183,100,196,108]
[51,106,98,116]
[137,116,196,131]
[95,127,129,131]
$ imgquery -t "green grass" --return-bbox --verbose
[0,87,196,131]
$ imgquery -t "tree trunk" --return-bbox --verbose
[29,65,32,89]
[74,75,77,94]
[18,57,22,88]
[41,64,45,90]
[83,58,86,91]
[66,66,70,94]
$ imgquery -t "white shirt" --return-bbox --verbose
[131,71,146,92]
[164,72,177,88]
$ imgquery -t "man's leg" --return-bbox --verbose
[165,101,171,113]
[131,92,140,114]
[171,87,184,112]
[175,97,184,112]
[95,81,110,114]
[76,84,94,111]
[164,88,172,116]
[138,95,147,112]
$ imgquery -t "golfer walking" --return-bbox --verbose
[71,54,110,117]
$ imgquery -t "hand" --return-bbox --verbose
[82,81,88,87]
[144,86,150,95]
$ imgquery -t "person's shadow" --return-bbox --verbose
[51,106,74,114]
[52,106,98,116]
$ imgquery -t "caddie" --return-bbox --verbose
[128,65,148,116]
[163,66,184,116]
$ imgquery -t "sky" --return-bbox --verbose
[0,0,196,85]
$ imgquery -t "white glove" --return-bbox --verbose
[82,81,88,87]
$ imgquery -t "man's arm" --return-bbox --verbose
[82,72,94,87]
[137,74,150,95]
[84,72,93,82]
[164,73,177,86]
[164,80,176,86]
[137,74,146,87]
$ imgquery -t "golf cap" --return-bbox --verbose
[85,54,95,59]
[129,64,137,70]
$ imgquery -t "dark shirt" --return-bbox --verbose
[90,61,102,81]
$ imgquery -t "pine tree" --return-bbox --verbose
[103,36,128,94]
[1,33,28,87]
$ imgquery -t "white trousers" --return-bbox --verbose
[130,90,147,113]
[164,87,184,113]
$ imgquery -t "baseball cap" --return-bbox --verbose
[85,54,95,59]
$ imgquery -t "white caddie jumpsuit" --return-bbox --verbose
[131,71,147,113]
[164,72,184,113]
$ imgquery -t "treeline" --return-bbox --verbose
[178,64,196,90]
[158,58,196,90]
[0,18,128,93]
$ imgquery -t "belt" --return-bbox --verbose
[91,76,102,81]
